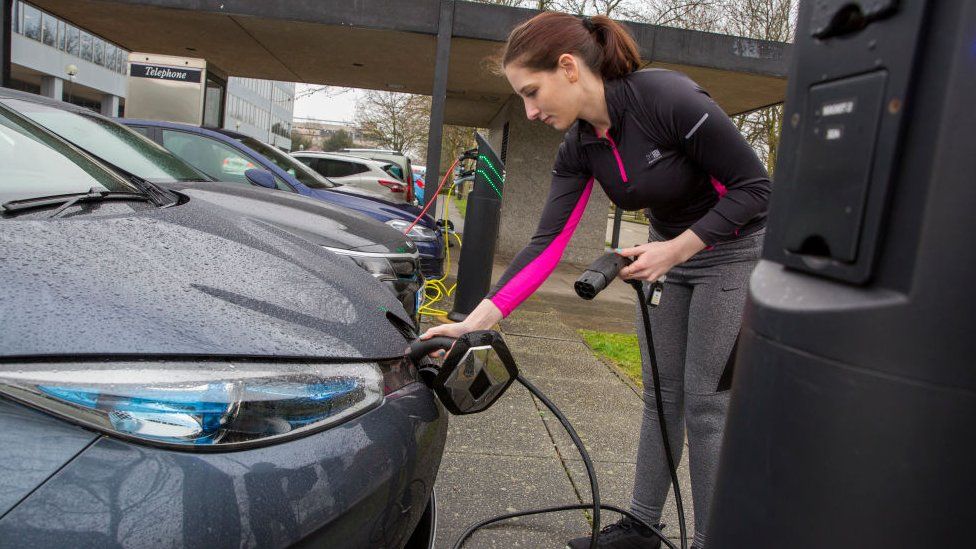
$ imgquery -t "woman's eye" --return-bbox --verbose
[526,90,536,98]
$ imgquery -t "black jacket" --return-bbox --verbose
[488,69,772,317]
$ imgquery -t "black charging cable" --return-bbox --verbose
[576,252,688,549]
[423,251,688,549]
[449,372,678,549]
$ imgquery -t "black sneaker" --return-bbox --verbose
[565,517,664,549]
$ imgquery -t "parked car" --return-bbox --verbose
[292,151,410,204]
[0,89,425,321]
[412,165,427,204]
[340,148,416,203]
[124,120,444,278]
[0,94,445,547]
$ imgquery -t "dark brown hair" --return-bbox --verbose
[501,12,642,80]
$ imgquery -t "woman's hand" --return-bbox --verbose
[616,230,707,281]
[616,241,681,282]
[418,299,503,357]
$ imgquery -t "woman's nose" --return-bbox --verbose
[524,102,540,121]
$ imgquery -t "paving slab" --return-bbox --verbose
[563,457,696,546]
[505,335,617,384]
[444,383,556,459]
[433,453,584,549]
[535,394,643,464]
[499,309,583,341]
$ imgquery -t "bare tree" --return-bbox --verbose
[355,91,431,158]
[722,0,796,174]
[591,0,627,16]
[620,0,721,31]
[294,84,349,101]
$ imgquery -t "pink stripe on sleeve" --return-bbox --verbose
[489,178,595,317]
[710,176,728,197]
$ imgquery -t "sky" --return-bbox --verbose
[292,85,361,123]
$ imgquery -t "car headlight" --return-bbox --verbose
[0,360,418,450]
[385,219,438,241]
[326,247,397,283]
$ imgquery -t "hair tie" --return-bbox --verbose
[582,16,597,32]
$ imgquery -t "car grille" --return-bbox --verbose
[390,257,419,278]
[420,257,443,279]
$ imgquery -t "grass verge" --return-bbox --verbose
[579,329,642,388]
[452,195,467,219]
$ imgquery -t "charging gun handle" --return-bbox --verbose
[407,336,456,363]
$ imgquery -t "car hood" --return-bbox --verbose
[0,199,416,359]
[161,181,418,255]
[312,187,438,230]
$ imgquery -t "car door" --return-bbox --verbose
[159,129,293,191]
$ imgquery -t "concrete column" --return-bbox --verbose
[2,0,11,88]
[488,96,611,266]
[423,0,455,211]
[100,94,120,117]
[40,76,64,100]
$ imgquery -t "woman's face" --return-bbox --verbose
[504,56,581,131]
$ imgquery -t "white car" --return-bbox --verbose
[291,151,409,204]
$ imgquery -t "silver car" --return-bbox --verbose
[293,151,410,205]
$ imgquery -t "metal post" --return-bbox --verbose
[424,0,454,213]
[2,0,12,89]
[610,207,623,249]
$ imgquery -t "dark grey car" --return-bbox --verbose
[0,96,446,547]
[0,89,425,322]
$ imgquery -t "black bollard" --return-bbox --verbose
[448,132,506,321]
[709,1,976,547]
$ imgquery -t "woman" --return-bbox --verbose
[422,11,770,549]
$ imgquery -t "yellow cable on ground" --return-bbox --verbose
[418,183,463,319]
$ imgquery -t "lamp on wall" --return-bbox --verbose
[64,64,79,103]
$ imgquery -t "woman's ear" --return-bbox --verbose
[557,53,579,83]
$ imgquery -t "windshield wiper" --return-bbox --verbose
[1,187,151,218]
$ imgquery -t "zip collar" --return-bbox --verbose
[577,76,627,146]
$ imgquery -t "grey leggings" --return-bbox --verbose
[630,228,764,548]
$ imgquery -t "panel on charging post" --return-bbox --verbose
[783,71,887,263]
[764,0,928,284]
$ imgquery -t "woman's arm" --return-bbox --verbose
[421,133,592,340]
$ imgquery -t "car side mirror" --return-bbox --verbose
[436,219,455,232]
[408,331,519,415]
[245,169,277,189]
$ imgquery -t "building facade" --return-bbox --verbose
[292,118,377,151]
[224,77,294,150]
[8,2,294,150]
[8,0,128,115]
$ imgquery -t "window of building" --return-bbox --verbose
[105,44,117,71]
[22,3,41,41]
[65,25,79,57]
[56,19,65,51]
[93,39,104,66]
[80,32,92,61]
[40,12,56,47]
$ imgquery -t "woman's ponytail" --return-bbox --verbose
[501,11,642,80]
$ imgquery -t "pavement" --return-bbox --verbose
[422,199,694,548]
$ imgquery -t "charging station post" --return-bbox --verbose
[448,132,505,321]
[709,2,976,546]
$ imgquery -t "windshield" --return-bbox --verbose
[5,99,207,183]
[0,103,138,205]
[233,136,337,189]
